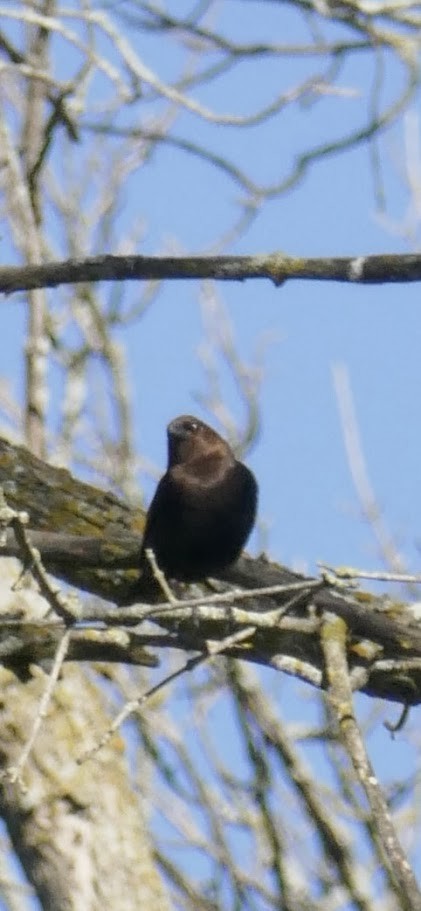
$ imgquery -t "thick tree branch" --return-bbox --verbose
[1,251,421,296]
[0,663,172,911]
[2,435,421,706]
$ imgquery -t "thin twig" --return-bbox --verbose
[333,363,407,574]
[0,481,78,624]
[384,702,412,735]
[89,577,324,625]
[319,562,421,584]
[4,630,71,786]
[10,514,79,623]
[79,624,255,762]
[144,547,177,603]
[0,487,78,623]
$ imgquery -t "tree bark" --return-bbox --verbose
[0,565,172,911]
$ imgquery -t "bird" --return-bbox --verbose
[139,415,258,588]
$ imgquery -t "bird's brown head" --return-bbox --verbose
[167,415,232,470]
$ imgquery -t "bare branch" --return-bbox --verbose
[0,489,80,623]
[321,612,421,911]
[2,250,421,296]
[81,625,255,761]
[333,363,407,573]
[5,630,71,785]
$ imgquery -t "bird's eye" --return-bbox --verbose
[183,419,198,433]
[168,415,201,440]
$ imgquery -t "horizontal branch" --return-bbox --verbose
[2,434,421,705]
[1,251,421,295]
[0,622,159,668]
[2,522,421,663]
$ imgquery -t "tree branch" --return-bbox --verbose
[1,436,421,706]
[321,613,421,911]
[1,251,421,296]
[0,662,172,911]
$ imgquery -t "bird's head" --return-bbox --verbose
[167,415,232,470]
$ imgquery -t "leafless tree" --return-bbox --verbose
[1,2,421,909]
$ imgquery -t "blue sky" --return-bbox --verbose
[1,0,421,904]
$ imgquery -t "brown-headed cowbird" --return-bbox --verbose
[140,415,257,585]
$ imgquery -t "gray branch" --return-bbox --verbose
[1,434,421,707]
[1,252,421,296]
